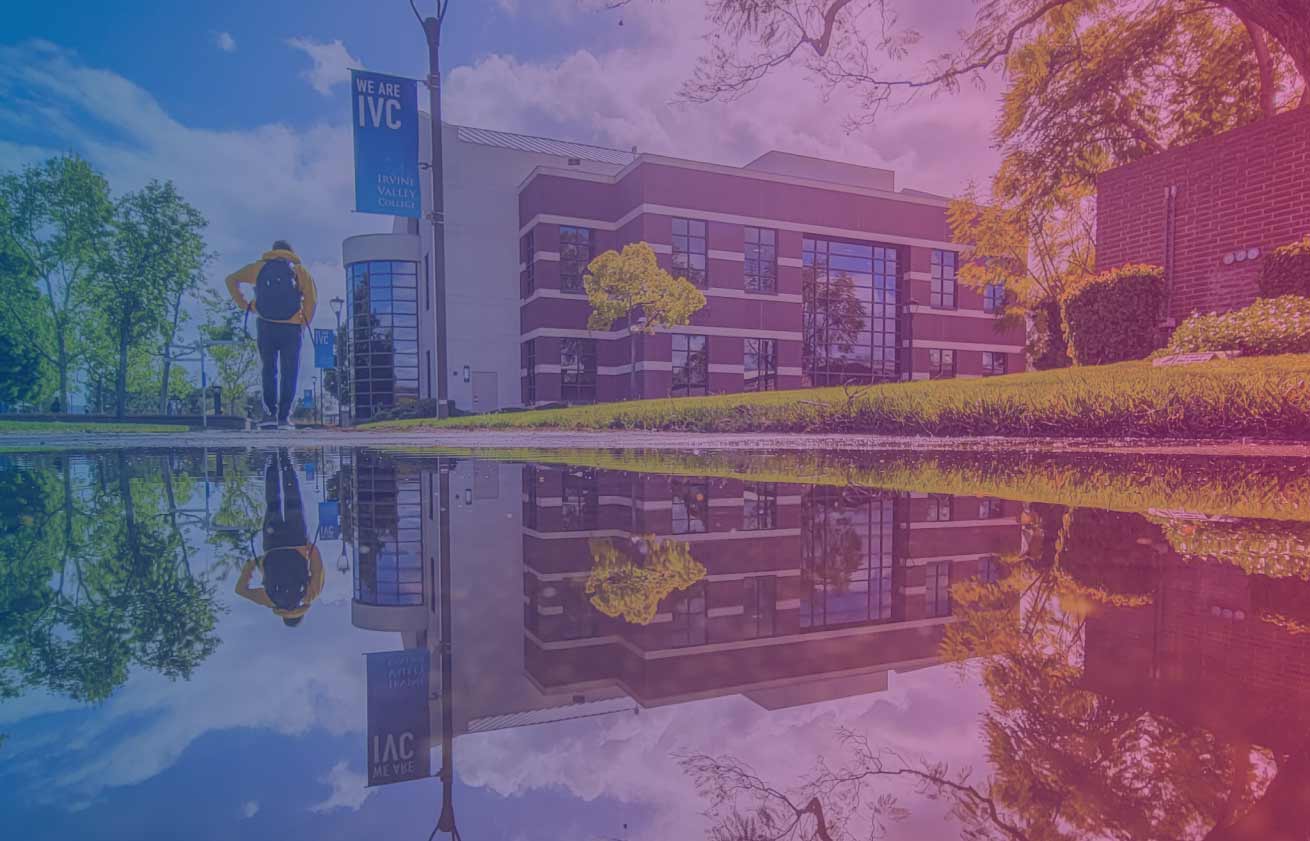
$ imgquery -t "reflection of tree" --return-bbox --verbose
[585,535,705,625]
[684,503,1310,840]
[801,488,874,595]
[803,271,870,384]
[1154,515,1310,581]
[0,453,222,702]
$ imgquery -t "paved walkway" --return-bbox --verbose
[3,428,1310,457]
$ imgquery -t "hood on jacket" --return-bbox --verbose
[261,249,301,264]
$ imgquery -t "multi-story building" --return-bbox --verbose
[342,123,1025,417]
[347,454,1021,733]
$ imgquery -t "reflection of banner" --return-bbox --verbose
[365,649,430,787]
[313,328,336,369]
[351,69,421,218]
[318,500,340,540]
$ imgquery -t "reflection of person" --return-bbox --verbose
[236,450,324,626]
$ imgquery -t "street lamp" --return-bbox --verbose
[409,0,452,420]
[330,296,344,427]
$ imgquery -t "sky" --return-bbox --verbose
[0,0,1004,340]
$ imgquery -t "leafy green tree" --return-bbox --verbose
[0,155,113,409]
[198,287,261,417]
[95,180,207,417]
[584,242,707,399]
[0,453,221,703]
[586,535,706,625]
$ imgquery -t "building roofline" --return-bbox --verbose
[517,152,952,208]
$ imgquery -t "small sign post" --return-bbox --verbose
[351,69,421,218]
[365,649,430,787]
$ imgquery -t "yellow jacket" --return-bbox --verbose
[225,249,318,326]
[235,545,326,620]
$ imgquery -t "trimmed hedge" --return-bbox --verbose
[1259,235,1310,298]
[1165,294,1310,356]
[1060,264,1164,365]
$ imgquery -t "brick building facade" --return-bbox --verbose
[1097,107,1310,323]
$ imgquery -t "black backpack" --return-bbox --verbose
[254,259,303,321]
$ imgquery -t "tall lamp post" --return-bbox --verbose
[330,296,345,427]
[409,0,452,419]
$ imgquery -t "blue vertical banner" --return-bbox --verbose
[313,328,336,369]
[351,69,421,218]
[365,649,430,787]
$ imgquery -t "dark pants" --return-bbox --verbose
[263,449,307,551]
[257,319,302,421]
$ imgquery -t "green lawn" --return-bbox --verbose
[368,354,1310,439]
[0,420,188,434]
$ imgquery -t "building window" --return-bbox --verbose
[672,218,707,288]
[668,582,708,647]
[980,555,1001,584]
[926,494,952,522]
[744,226,777,293]
[672,333,709,396]
[925,561,952,618]
[983,282,1005,314]
[352,454,424,606]
[672,477,709,534]
[561,468,599,531]
[523,340,537,405]
[978,498,1004,519]
[521,231,534,297]
[928,348,955,380]
[347,260,421,421]
[931,250,957,309]
[801,487,896,629]
[743,483,777,530]
[560,338,597,403]
[982,351,1008,376]
[802,237,900,386]
[742,576,777,639]
[559,226,592,293]
[744,337,778,391]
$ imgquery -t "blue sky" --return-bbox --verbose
[0,0,999,360]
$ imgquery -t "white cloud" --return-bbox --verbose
[309,761,376,813]
[443,0,1001,198]
[286,36,363,97]
[215,31,237,53]
[240,800,260,819]
[496,0,519,14]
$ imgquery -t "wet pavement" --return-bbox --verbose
[3,444,1310,840]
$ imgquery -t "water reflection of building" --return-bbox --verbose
[1069,511,1310,752]
[522,466,1020,710]
[348,456,1023,732]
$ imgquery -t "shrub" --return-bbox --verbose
[1259,235,1310,298]
[1060,264,1164,365]
[1165,295,1310,356]
[365,398,441,423]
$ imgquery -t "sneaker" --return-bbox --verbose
[258,419,277,430]
[277,420,297,431]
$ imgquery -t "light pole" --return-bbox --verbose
[409,0,452,419]
[330,296,344,427]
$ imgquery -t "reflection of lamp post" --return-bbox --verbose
[330,296,344,427]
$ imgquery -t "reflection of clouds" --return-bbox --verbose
[241,800,260,819]
[309,761,375,813]
[2,590,373,810]
[456,664,992,841]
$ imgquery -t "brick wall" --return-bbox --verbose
[1096,106,1310,322]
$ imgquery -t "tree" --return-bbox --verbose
[198,287,261,417]
[95,180,207,417]
[584,242,707,399]
[948,182,1094,368]
[158,263,207,414]
[586,535,706,624]
[0,155,112,409]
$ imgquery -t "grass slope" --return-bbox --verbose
[371,354,1310,439]
[0,420,187,433]
[377,446,1310,522]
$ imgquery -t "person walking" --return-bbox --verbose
[225,240,317,429]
